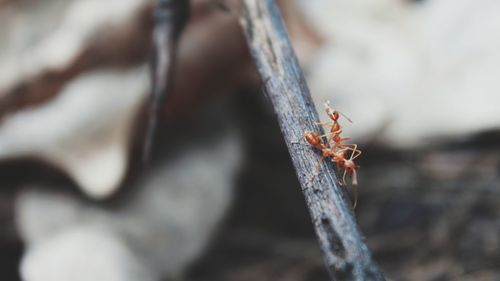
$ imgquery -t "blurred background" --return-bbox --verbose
[1,0,500,280]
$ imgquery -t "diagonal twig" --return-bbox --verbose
[143,0,190,163]
[235,1,386,280]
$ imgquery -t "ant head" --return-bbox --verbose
[330,111,340,121]
[304,131,323,147]
[323,149,335,157]
[323,101,339,121]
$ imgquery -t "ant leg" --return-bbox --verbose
[320,129,343,139]
[336,145,355,153]
[350,145,362,160]
[350,144,358,154]
[317,123,341,139]
[344,144,361,160]
[352,150,362,160]
[318,128,335,144]
[351,169,358,186]
[315,121,333,127]
[321,133,336,148]
[334,140,354,150]
[315,122,341,134]
[319,133,333,139]
[342,169,348,186]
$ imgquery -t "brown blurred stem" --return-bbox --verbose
[236,1,386,280]
[143,0,189,163]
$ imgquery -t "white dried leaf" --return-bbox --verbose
[20,226,156,281]
[298,0,500,146]
[0,67,148,198]
[0,0,148,93]
[16,130,242,280]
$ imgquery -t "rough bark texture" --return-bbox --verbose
[237,1,386,280]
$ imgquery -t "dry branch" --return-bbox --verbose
[144,0,190,162]
[236,1,386,280]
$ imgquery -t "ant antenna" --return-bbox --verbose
[338,111,353,123]
[352,180,358,209]
[322,100,353,123]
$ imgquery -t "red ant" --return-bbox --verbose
[315,101,354,150]
[292,131,336,164]
[292,101,361,207]
[332,146,361,208]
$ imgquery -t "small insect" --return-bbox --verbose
[293,101,361,207]
[315,101,354,150]
[292,131,335,168]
